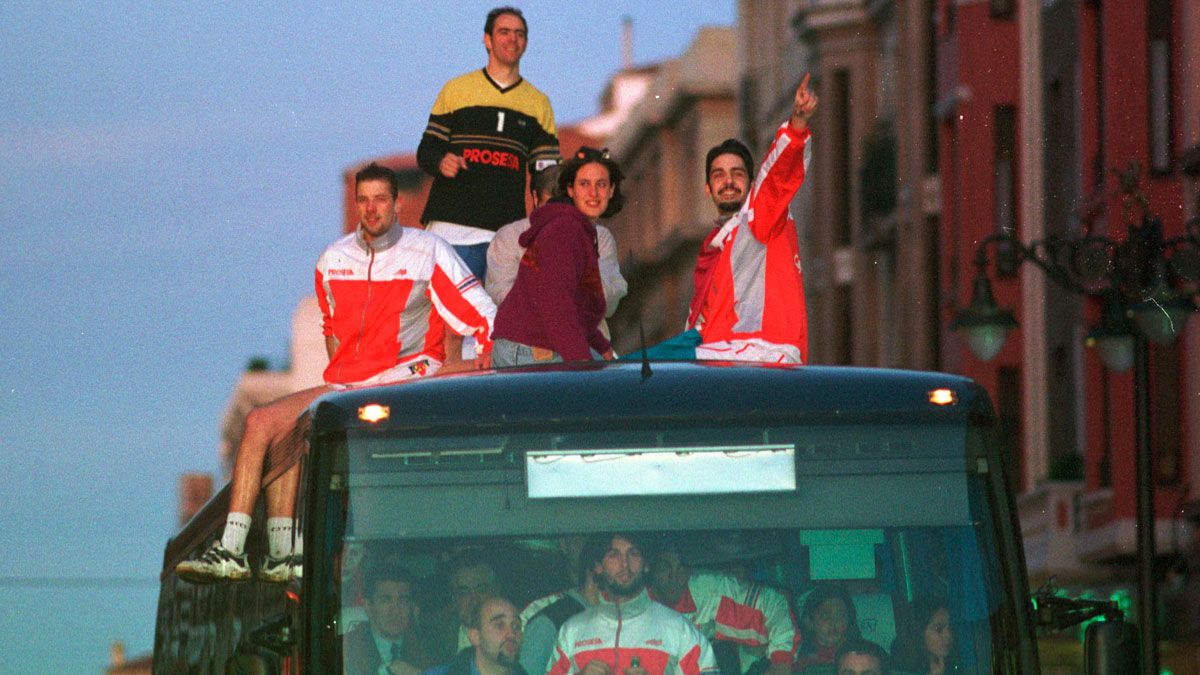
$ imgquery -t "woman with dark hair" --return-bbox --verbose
[793,583,858,672]
[492,147,622,366]
[890,598,958,675]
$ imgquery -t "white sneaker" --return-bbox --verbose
[176,541,251,583]
[259,554,302,583]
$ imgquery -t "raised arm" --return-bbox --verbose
[744,72,819,243]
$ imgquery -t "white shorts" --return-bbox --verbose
[328,356,443,391]
[694,339,803,365]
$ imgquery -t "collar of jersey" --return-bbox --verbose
[596,587,653,619]
[481,67,523,94]
[355,222,402,253]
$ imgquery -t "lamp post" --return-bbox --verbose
[950,189,1199,674]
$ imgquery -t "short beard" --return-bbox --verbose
[601,574,646,599]
[715,198,744,215]
[494,646,517,667]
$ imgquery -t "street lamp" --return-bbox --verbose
[949,186,1200,675]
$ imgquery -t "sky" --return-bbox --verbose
[0,1,735,671]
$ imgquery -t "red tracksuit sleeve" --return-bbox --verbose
[315,267,333,337]
[427,239,497,355]
[746,124,811,243]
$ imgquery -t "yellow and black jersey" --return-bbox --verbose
[417,69,559,231]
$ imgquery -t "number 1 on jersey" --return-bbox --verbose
[497,111,506,132]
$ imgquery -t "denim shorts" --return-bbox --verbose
[492,338,563,367]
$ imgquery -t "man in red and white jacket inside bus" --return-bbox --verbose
[177,162,495,584]
[548,533,719,675]
[692,74,819,364]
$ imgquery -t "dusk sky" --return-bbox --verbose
[0,2,735,671]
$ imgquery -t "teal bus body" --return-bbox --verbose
[154,362,1040,674]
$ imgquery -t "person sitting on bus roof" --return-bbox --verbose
[176,163,496,584]
[422,595,528,675]
[834,638,889,675]
[793,584,859,673]
[486,163,627,342]
[344,562,433,675]
[548,532,719,675]
[427,553,501,664]
[491,147,622,366]
[649,538,799,675]
[517,535,606,675]
[690,73,819,365]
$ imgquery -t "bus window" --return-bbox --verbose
[318,421,1020,675]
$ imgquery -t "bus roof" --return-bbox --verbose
[312,362,994,433]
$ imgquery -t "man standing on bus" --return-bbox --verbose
[548,533,719,675]
[418,6,558,364]
[176,163,496,584]
[691,74,819,364]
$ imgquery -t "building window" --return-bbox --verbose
[990,0,1014,19]
[993,106,1017,235]
[833,69,853,247]
[1148,0,1172,174]
[835,284,854,365]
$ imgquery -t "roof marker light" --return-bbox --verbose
[928,389,958,406]
[358,404,391,423]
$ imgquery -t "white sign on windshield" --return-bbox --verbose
[526,445,796,498]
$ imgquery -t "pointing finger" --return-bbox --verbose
[800,72,811,92]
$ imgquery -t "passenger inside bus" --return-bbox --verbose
[343,562,432,675]
[648,536,798,675]
[422,595,526,675]
[793,584,859,672]
[832,638,889,675]
[888,598,957,675]
[334,528,987,675]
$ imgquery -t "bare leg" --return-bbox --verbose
[265,462,300,519]
[228,384,329,516]
[444,332,466,369]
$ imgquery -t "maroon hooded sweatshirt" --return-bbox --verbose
[493,201,611,360]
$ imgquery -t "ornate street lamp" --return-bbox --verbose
[949,171,1200,675]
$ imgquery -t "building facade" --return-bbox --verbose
[739,0,942,370]
[938,0,1197,589]
[602,27,739,352]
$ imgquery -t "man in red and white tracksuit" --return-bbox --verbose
[693,74,819,365]
[649,546,798,675]
[178,163,495,585]
[549,533,719,675]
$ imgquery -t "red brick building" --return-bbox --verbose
[937,0,1196,584]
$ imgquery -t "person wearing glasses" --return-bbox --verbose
[491,147,622,366]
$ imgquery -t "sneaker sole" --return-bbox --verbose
[176,565,253,584]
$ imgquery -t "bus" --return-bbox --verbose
[153,361,1126,673]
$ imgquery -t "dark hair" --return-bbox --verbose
[355,162,399,199]
[557,146,624,218]
[363,562,417,600]
[584,532,650,568]
[485,6,527,35]
[836,637,889,674]
[798,583,859,655]
[890,597,957,673]
[531,163,561,198]
[705,138,755,183]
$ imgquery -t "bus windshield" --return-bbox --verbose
[320,418,1022,675]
